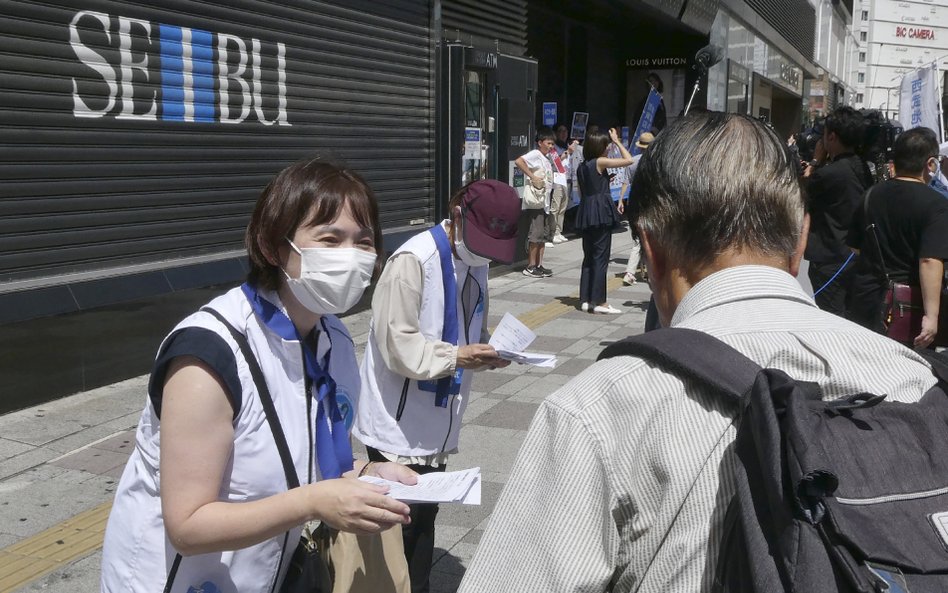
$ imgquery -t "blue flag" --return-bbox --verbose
[630,89,662,156]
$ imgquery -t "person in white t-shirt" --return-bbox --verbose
[552,123,579,243]
[515,127,558,278]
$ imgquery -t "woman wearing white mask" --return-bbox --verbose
[101,160,417,593]
[353,179,521,593]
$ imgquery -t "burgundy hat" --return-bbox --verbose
[459,180,522,264]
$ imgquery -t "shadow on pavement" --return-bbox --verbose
[431,548,466,593]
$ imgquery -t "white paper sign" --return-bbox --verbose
[360,467,481,505]
[489,312,557,368]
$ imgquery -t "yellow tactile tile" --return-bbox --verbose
[0,502,112,593]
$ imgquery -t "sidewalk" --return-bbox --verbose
[0,227,650,593]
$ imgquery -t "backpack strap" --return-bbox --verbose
[917,350,948,386]
[598,327,761,405]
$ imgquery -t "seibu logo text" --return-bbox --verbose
[69,11,289,125]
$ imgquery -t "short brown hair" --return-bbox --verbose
[583,130,611,162]
[245,159,383,291]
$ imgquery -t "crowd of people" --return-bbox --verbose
[99,101,948,593]
[800,106,948,349]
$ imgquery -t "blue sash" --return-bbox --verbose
[418,225,463,407]
[240,283,353,479]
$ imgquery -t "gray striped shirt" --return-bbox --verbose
[459,265,936,593]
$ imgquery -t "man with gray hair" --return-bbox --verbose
[457,112,936,593]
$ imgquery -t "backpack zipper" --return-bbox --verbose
[395,378,410,421]
[441,393,456,453]
[835,485,948,505]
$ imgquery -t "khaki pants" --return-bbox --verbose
[550,184,568,236]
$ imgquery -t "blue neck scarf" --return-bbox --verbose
[418,224,463,407]
[241,283,353,480]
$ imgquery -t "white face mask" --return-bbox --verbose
[453,219,491,267]
[283,241,377,315]
[455,238,491,267]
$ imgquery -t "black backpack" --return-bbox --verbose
[599,328,948,593]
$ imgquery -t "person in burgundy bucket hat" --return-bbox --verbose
[353,179,520,593]
[457,179,523,264]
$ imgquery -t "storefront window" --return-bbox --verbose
[708,11,804,121]
[707,11,729,112]
[727,61,750,115]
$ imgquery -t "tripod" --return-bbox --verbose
[683,45,722,116]
[683,75,703,117]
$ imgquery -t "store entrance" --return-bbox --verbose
[751,74,802,138]
[625,69,686,134]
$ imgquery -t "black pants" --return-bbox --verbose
[580,225,612,305]
[848,272,887,334]
[808,258,855,319]
[366,446,445,593]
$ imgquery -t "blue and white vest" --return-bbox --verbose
[354,222,488,457]
[101,286,360,593]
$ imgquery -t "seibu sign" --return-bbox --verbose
[69,10,289,124]
[895,26,935,40]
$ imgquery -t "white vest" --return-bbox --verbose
[101,286,360,593]
[353,225,488,457]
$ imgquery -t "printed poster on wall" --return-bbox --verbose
[542,102,557,127]
[464,127,481,159]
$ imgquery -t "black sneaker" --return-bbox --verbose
[522,266,544,278]
[536,265,553,277]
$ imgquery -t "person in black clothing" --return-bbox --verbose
[576,128,633,314]
[848,127,948,348]
[633,73,667,134]
[804,106,873,317]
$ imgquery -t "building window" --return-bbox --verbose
[856,93,864,103]
[859,52,866,63]
[858,72,865,83]
[861,10,868,20]
[860,31,867,42]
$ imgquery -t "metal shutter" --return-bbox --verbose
[0,0,433,286]
[442,0,527,55]
[745,0,815,60]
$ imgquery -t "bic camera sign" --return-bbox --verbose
[69,11,290,125]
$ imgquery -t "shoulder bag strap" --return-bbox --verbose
[598,327,761,406]
[202,307,300,489]
[862,185,891,284]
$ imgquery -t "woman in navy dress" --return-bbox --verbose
[575,128,633,314]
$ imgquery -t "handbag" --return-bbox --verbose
[203,308,409,593]
[862,190,948,347]
[522,164,551,211]
[882,281,948,347]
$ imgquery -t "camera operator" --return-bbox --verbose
[804,106,874,317]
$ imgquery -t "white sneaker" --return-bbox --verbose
[580,302,590,312]
[593,304,622,315]
[553,234,568,244]
[545,241,555,248]
[622,272,636,285]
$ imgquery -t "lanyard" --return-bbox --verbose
[240,283,353,479]
[422,224,463,407]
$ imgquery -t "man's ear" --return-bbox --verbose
[790,214,810,277]
[639,225,663,283]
